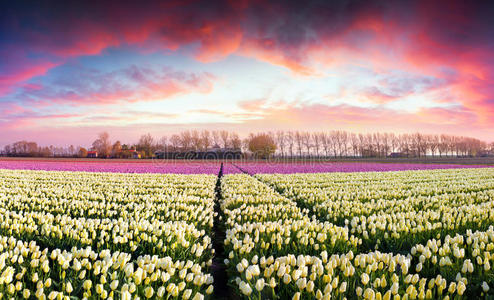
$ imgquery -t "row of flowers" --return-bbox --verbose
[220,174,307,226]
[0,160,223,174]
[233,162,491,175]
[0,195,215,231]
[308,191,494,225]
[0,169,218,299]
[0,170,216,231]
[258,169,494,252]
[257,168,494,208]
[410,227,494,296]
[347,201,494,252]
[0,208,213,265]
[0,169,216,200]
[221,169,494,298]
[0,235,213,299]
[231,249,467,299]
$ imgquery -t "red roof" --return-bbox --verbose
[87,151,98,154]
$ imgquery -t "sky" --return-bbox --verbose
[1,0,493,146]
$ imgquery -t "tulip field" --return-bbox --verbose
[0,162,493,299]
[0,169,215,299]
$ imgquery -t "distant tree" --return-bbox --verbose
[220,130,229,148]
[68,145,75,156]
[330,132,339,157]
[276,131,286,157]
[321,133,330,157]
[300,132,311,156]
[247,133,277,159]
[350,133,359,157]
[286,131,295,157]
[138,133,155,158]
[390,133,399,153]
[4,141,38,156]
[428,135,439,157]
[78,147,88,158]
[170,134,182,151]
[191,130,202,150]
[112,141,122,157]
[92,132,111,158]
[158,136,168,151]
[180,131,192,150]
[212,131,221,147]
[230,133,242,150]
[201,130,211,150]
[312,132,320,157]
[39,146,52,157]
[295,131,303,157]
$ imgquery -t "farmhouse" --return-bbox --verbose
[87,151,98,158]
[128,149,141,159]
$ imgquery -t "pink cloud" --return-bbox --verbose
[238,99,267,111]
[0,57,57,97]
[233,99,491,140]
[18,66,215,107]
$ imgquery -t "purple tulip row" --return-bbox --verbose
[226,162,492,175]
[0,159,490,175]
[0,159,222,174]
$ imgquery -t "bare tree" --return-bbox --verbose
[170,134,181,151]
[357,133,366,157]
[373,133,382,157]
[212,131,221,147]
[399,133,410,157]
[92,132,111,158]
[330,131,339,157]
[390,133,399,153]
[312,132,321,157]
[276,131,286,157]
[138,133,155,158]
[286,131,295,157]
[158,136,168,151]
[230,133,242,150]
[438,134,449,157]
[201,130,211,151]
[413,133,428,158]
[191,130,202,150]
[381,133,390,157]
[179,131,192,150]
[295,131,303,157]
[428,135,439,157]
[111,141,122,157]
[350,133,359,157]
[301,132,312,156]
[338,131,349,157]
[321,133,330,157]
[220,130,229,148]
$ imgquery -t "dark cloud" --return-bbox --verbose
[1,0,492,65]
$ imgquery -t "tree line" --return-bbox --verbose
[268,131,492,158]
[2,130,493,159]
